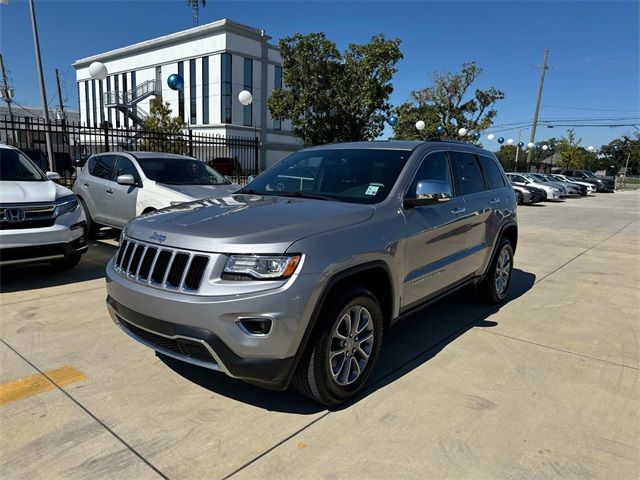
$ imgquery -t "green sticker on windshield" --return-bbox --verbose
[365,185,380,195]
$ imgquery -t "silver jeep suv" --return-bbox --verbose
[106,141,517,405]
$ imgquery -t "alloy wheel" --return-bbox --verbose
[328,305,374,386]
[494,247,512,297]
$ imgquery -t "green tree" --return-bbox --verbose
[555,129,596,169]
[140,98,187,154]
[495,145,519,172]
[268,33,403,146]
[598,133,640,175]
[392,62,504,140]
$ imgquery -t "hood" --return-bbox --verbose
[0,180,72,204]
[126,194,375,254]
[157,182,240,200]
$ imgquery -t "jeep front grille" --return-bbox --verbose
[114,237,209,292]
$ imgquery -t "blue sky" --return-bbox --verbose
[1,0,638,148]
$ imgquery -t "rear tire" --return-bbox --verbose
[293,289,383,406]
[79,198,100,239]
[478,238,514,304]
[51,253,81,270]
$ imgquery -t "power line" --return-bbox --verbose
[544,104,640,113]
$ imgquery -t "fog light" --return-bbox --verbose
[237,317,273,336]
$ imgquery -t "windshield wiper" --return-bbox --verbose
[274,191,334,201]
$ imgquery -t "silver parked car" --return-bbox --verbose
[106,141,518,406]
[0,144,88,268]
[507,172,564,201]
[73,152,240,236]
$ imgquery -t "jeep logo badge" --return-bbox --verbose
[149,232,167,243]
[4,207,25,222]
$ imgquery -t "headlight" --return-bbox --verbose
[223,254,301,280]
[552,188,560,192]
[55,195,79,216]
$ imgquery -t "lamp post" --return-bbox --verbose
[239,90,258,175]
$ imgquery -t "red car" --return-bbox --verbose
[207,157,243,176]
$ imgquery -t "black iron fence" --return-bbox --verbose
[0,115,259,187]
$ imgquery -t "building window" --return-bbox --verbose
[189,59,197,125]
[98,79,104,126]
[91,80,97,127]
[84,81,90,127]
[243,58,253,127]
[178,61,184,121]
[202,56,209,124]
[221,53,232,124]
[114,75,120,128]
[273,66,282,130]
[106,76,112,127]
[122,73,128,127]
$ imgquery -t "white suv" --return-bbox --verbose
[0,144,88,268]
[73,152,240,237]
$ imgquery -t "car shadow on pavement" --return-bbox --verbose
[159,268,536,414]
[0,233,118,294]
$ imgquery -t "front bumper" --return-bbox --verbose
[106,259,322,390]
[0,221,87,265]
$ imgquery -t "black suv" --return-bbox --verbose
[554,169,615,192]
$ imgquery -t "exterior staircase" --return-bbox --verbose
[104,79,161,126]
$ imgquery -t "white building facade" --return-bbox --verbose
[74,19,300,169]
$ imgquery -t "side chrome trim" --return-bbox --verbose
[107,303,235,377]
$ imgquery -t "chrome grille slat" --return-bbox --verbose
[177,255,194,290]
[125,243,138,274]
[161,251,177,286]
[115,236,210,294]
[134,245,148,278]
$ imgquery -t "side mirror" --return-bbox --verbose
[224,175,232,182]
[46,171,60,181]
[116,174,137,186]
[405,180,452,208]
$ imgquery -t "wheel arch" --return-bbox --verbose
[292,261,395,364]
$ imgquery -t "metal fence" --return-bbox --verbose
[0,115,259,187]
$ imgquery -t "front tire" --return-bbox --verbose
[515,191,523,204]
[293,289,383,406]
[478,239,514,304]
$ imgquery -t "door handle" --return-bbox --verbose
[489,198,500,204]
[106,188,114,194]
[451,206,466,214]
[82,182,89,187]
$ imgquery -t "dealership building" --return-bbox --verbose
[73,19,300,168]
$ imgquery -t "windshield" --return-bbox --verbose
[241,148,412,204]
[584,171,598,178]
[136,157,230,185]
[0,148,47,182]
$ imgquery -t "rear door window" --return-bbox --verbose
[450,151,485,196]
[88,155,115,180]
[477,155,506,190]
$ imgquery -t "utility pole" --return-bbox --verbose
[526,48,550,172]
[28,0,55,171]
[55,68,65,119]
[0,53,16,144]
[514,129,522,171]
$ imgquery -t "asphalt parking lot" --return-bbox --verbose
[1,191,639,480]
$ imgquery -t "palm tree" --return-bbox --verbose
[186,0,206,27]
